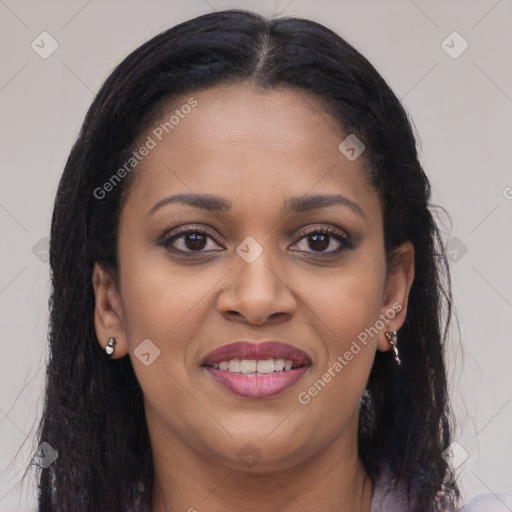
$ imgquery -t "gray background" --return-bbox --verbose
[1,0,511,510]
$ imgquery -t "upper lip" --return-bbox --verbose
[201,341,312,367]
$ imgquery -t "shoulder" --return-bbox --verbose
[369,468,410,512]
[459,492,512,511]
[369,466,512,512]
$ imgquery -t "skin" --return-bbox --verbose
[92,82,414,512]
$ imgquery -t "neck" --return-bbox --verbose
[149,416,373,512]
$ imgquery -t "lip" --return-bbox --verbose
[205,367,309,399]
[201,341,311,367]
[201,341,312,399]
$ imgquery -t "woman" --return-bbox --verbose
[33,8,509,512]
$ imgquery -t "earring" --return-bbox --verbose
[105,337,116,358]
[384,331,401,365]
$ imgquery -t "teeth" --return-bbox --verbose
[257,359,274,374]
[240,359,257,373]
[212,358,297,374]
[228,360,240,372]
[274,358,285,372]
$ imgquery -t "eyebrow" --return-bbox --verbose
[148,193,364,218]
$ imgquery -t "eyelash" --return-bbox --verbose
[158,224,353,258]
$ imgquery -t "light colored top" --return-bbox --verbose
[460,493,512,511]
[369,470,409,512]
[369,470,512,511]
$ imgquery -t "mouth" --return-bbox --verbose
[201,341,311,399]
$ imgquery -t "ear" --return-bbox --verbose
[376,241,415,353]
[92,262,128,358]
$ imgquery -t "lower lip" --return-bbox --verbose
[204,367,309,399]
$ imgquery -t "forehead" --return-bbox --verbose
[123,82,380,222]
[144,83,348,169]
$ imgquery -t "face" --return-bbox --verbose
[93,82,414,473]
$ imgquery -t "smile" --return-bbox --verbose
[202,341,311,399]
[204,365,309,398]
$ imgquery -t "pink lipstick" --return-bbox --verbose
[201,341,311,399]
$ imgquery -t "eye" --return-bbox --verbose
[160,226,224,254]
[289,226,351,256]
[158,224,352,257]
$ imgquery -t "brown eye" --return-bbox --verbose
[162,227,223,254]
[182,232,208,251]
[290,227,352,256]
[307,233,331,252]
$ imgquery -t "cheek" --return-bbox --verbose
[324,284,384,354]
[293,252,385,414]
[117,243,237,404]
[117,255,215,425]
[119,255,222,353]
[303,256,386,357]
[293,285,383,445]
[309,284,382,392]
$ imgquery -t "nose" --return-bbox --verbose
[217,247,297,326]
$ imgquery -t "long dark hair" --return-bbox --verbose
[34,8,460,511]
